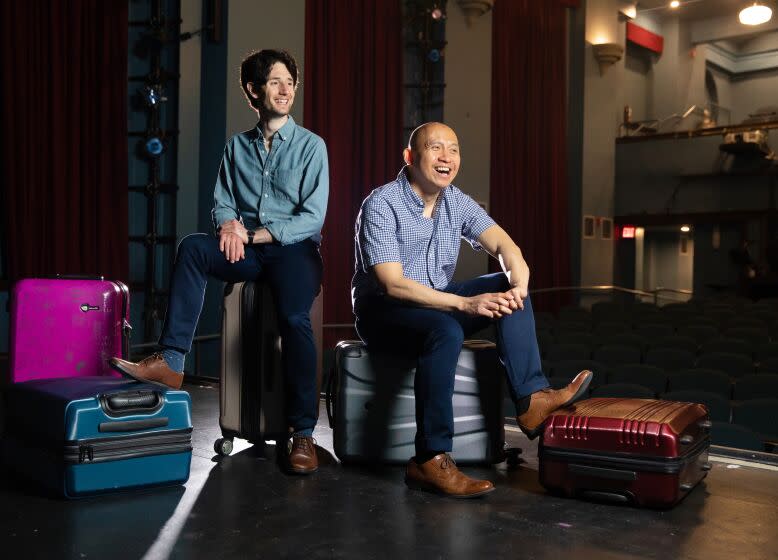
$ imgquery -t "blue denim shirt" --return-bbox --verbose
[211,117,329,245]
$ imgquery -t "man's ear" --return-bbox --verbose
[246,82,261,99]
[403,147,413,166]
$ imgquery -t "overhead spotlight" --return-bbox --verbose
[144,136,165,158]
[670,1,680,8]
[427,48,441,63]
[739,2,773,25]
[142,84,167,107]
[430,6,445,20]
[680,225,691,233]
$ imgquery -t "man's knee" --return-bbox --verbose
[424,320,465,353]
[278,310,312,334]
[176,233,212,261]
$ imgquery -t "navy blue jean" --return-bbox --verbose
[159,233,322,433]
[355,273,549,455]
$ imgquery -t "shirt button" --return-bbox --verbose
[264,194,268,198]
[261,212,265,216]
[264,171,269,176]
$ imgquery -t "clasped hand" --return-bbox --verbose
[462,290,524,319]
[218,219,248,263]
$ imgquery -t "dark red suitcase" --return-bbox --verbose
[539,398,711,508]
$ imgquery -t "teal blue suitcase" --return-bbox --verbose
[1,377,192,498]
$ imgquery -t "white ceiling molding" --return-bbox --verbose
[706,42,778,75]
[691,13,778,44]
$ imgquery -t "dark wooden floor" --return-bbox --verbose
[2,381,777,560]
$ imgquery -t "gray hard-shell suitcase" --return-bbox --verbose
[328,340,505,464]
[214,281,323,456]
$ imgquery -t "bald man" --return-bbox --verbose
[351,123,592,498]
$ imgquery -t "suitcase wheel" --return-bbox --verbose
[214,437,234,456]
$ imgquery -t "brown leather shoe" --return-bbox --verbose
[516,370,593,440]
[285,435,319,474]
[109,353,184,389]
[405,453,495,498]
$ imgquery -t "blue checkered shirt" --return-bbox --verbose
[352,168,496,312]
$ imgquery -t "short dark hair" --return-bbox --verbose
[240,49,299,109]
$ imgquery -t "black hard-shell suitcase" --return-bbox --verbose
[214,281,322,456]
[328,340,505,464]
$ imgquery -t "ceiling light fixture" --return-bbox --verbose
[680,225,691,232]
[670,1,680,8]
[739,2,773,25]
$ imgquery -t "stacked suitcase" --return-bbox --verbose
[2,377,192,498]
[3,276,193,497]
[10,277,131,381]
[215,281,323,456]
[328,340,505,465]
[539,398,711,508]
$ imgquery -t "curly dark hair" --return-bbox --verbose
[240,49,299,109]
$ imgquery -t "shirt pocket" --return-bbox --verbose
[271,168,302,205]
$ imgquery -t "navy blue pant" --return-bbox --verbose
[355,273,549,455]
[159,233,322,433]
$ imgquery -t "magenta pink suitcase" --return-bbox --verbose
[10,276,131,382]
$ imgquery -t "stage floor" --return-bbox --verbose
[2,382,777,560]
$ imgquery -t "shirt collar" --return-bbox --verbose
[252,116,296,143]
[398,166,448,214]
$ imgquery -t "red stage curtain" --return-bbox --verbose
[304,0,403,346]
[490,0,571,311]
[0,1,129,284]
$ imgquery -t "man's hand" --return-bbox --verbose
[218,219,247,263]
[460,293,515,318]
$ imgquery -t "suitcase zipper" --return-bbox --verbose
[541,436,710,474]
[64,429,192,464]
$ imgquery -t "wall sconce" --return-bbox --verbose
[592,42,624,75]
[455,0,494,27]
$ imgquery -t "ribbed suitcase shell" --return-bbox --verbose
[1,377,192,498]
[539,398,711,508]
[331,340,505,464]
[10,277,130,382]
[219,281,323,443]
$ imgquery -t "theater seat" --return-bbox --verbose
[592,344,641,366]
[710,422,765,451]
[732,399,778,442]
[697,352,755,378]
[591,383,654,399]
[733,374,778,401]
[667,368,732,399]
[661,390,731,422]
[644,347,695,372]
[608,364,668,395]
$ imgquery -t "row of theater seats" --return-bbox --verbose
[523,296,778,453]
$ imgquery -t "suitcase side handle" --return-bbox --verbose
[100,391,163,417]
[53,274,106,281]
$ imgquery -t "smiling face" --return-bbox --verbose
[250,61,296,118]
[404,123,461,194]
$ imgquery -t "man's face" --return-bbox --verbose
[255,61,295,117]
[409,124,461,191]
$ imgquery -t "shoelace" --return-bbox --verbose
[291,436,316,453]
[440,453,457,469]
[141,352,165,365]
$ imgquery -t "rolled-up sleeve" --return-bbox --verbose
[356,196,400,269]
[265,137,329,245]
[211,142,241,233]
